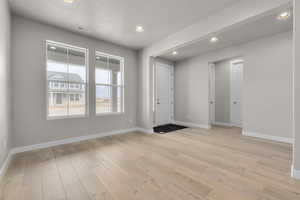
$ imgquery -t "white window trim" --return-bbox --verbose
[46,40,89,120]
[95,51,125,116]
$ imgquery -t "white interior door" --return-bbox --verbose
[209,63,215,123]
[156,63,173,126]
[231,61,243,127]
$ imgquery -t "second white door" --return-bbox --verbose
[209,63,216,123]
[231,61,243,127]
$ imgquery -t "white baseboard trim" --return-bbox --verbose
[291,165,300,180]
[136,127,154,134]
[0,152,13,181]
[212,121,232,127]
[174,121,211,129]
[242,130,293,144]
[11,127,140,154]
[0,127,152,179]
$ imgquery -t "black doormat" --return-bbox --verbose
[153,124,187,134]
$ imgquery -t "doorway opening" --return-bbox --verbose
[209,57,244,128]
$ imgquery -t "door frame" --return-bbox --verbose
[230,58,244,128]
[208,56,243,128]
[209,62,216,124]
[154,62,174,126]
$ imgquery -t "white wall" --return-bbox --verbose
[155,57,174,66]
[175,31,293,139]
[0,0,11,169]
[11,16,138,148]
[174,56,210,126]
[214,59,231,124]
[293,0,300,174]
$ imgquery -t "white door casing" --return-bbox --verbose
[230,60,243,127]
[155,62,174,126]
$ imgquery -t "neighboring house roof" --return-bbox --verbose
[47,71,83,83]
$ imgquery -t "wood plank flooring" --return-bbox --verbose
[1,126,299,200]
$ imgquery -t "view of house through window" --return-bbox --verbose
[95,52,124,114]
[46,41,88,118]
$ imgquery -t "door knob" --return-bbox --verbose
[233,101,237,104]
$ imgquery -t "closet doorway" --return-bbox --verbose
[209,58,244,127]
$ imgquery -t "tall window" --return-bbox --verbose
[46,41,88,118]
[95,52,124,114]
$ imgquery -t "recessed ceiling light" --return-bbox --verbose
[136,26,144,33]
[277,11,291,20]
[50,46,56,50]
[172,51,178,55]
[64,0,74,3]
[210,37,219,43]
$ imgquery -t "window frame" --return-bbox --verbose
[46,40,89,120]
[95,51,125,116]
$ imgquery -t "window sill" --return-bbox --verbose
[96,112,125,117]
[46,112,125,120]
[47,114,88,120]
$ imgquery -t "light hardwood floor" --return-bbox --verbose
[1,126,300,200]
